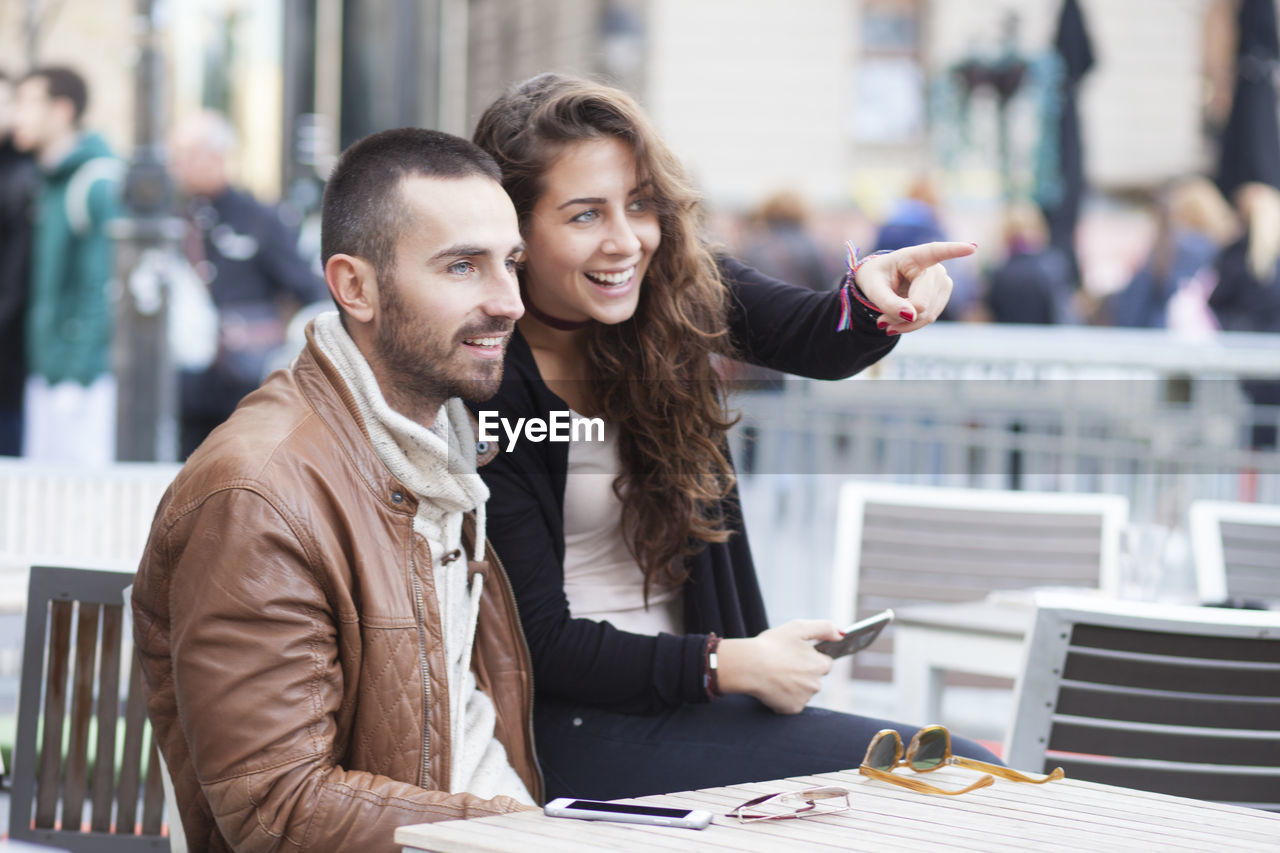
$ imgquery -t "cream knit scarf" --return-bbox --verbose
[312,312,488,558]
[313,313,530,801]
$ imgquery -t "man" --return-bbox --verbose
[0,71,39,455]
[132,128,537,850]
[11,66,121,464]
[168,109,329,457]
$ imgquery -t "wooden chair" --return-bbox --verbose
[1005,594,1280,810]
[829,481,1129,682]
[1188,499,1280,606]
[9,565,171,851]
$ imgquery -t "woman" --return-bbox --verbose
[471,73,994,800]
[985,201,1077,325]
[1109,176,1237,329]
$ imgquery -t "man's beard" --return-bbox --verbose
[373,275,512,408]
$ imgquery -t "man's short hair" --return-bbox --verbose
[21,66,89,124]
[321,128,503,279]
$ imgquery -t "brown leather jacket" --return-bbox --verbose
[132,329,543,852]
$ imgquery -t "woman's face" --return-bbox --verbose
[521,136,661,327]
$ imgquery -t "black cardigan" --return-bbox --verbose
[473,256,895,714]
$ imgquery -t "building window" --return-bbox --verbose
[851,0,925,145]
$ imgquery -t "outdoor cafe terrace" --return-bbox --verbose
[0,321,1275,848]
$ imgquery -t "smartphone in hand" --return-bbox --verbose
[814,609,894,658]
[544,798,713,829]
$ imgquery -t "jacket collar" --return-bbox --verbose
[294,319,418,515]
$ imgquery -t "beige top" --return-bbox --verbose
[562,419,683,636]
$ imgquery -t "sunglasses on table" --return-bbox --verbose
[861,725,1064,795]
[727,786,853,822]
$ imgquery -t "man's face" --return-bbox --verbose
[168,117,228,198]
[368,174,525,418]
[11,77,67,154]
[168,132,222,197]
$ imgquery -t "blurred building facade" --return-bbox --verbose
[5,1,1228,195]
[638,0,1217,212]
[0,0,1241,215]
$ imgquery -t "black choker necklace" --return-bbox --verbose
[523,289,591,331]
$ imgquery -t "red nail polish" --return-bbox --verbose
[899,309,915,321]
[876,321,888,330]
[886,329,900,336]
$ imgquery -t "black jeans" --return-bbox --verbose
[533,694,1003,800]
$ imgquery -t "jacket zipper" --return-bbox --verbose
[483,538,545,803]
[409,546,432,787]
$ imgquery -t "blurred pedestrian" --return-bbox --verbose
[0,72,38,456]
[1108,177,1237,330]
[875,175,946,253]
[168,109,329,457]
[739,190,837,291]
[1211,181,1280,333]
[728,190,837,392]
[875,175,981,320]
[12,66,122,465]
[1211,181,1280,449]
[985,201,1077,324]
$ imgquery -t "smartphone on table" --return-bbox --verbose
[544,798,713,829]
[814,608,894,658]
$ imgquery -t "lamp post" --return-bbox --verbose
[950,13,1029,202]
[111,0,184,461]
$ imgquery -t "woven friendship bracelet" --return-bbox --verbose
[836,242,893,332]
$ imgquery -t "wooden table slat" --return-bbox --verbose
[401,809,744,853]
[979,776,1280,838]
[814,768,1233,845]
[759,774,1170,853]
[805,770,1276,849]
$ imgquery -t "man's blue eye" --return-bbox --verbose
[448,261,475,275]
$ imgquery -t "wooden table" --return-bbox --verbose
[396,766,1280,851]
[892,598,1035,727]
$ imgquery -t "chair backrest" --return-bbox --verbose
[0,460,181,613]
[1005,594,1280,811]
[831,481,1129,680]
[0,460,182,571]
[10,565,171,851]
[1188,499,1280,605]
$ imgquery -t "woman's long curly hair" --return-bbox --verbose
[474,73,738,591]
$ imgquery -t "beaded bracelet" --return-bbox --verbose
[703,633,723,699]
[836,242,893,332]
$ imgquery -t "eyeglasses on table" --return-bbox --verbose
[727,786,853,823]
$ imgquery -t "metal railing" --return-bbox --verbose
[728,324,1280,624]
